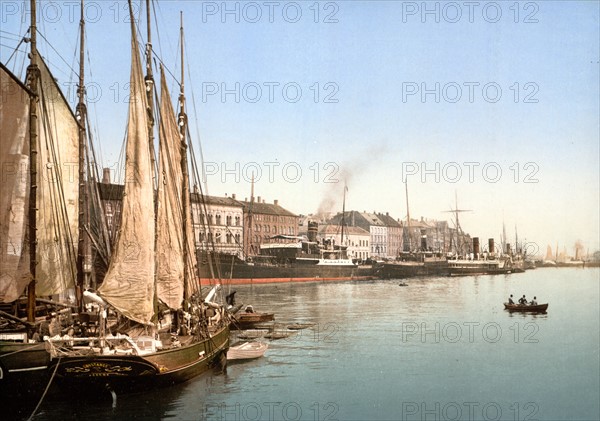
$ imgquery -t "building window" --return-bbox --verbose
[226,215,232,226]
[235,234,241,243]
[235,216,240,226]
[226,233,231,244]
[216,215,221,225]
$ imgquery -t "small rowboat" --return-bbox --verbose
[235,312,275,324]
[286,323,315,330]
[231,311,275,330]
[504,303,548,313]
[227,341,268,360]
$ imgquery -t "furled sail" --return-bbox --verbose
[155,67,186,309]
[0,64,31,303]
[97,26,155,325]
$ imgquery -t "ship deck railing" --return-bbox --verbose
[46,334,160,358]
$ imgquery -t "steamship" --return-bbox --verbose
[380,233,449,278]
[447,237,515,276]
[198,221,376,284]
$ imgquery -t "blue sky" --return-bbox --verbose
[1,1,598,256]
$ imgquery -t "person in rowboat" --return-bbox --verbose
[508,294,515,304]
[530,296,538,305]
[518,295,528,305]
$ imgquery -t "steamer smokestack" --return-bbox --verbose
[307,221,318,242]
[473,237,480,257]
[102,168,111,184]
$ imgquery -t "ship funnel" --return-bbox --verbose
[506,243,511,255]
[488,238,495,255]
[102,167,111,184]
[420,229,427,251]
[473,237,480,257]
[308,221,318,242]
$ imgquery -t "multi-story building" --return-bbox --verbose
[192,193,244,257]
[400,217,470,254]
[97,169,123,244]
[329,211,388,259]
[377,212,402,258]
[236,196,299,257]
[317,223,371,261]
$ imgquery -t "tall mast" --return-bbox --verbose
[144,0,156,179]
[404,181,411,251]
[26,0,39,324]
[340,183,346,247]
[178,11,191,299]
[141,0,159,315]
[442,191,471,255]
[76,0,87,310]
[248,174,255,255]
[454,191,459,251]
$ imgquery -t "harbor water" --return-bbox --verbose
[29,267,599,420]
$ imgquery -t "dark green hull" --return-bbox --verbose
[49,325,229,395]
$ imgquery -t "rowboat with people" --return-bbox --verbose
[503,303,548,313]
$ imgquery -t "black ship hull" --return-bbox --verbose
[199,260,376,284]
[380,261,449,279]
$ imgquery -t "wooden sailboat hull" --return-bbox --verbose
[49,325,229,394]
[0,340,50,399]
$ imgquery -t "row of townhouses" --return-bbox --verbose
[99,170,470,261]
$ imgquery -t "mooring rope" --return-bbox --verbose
[27,357,61,421]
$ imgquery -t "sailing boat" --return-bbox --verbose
[0,0,83,399]
[45,3,229,394]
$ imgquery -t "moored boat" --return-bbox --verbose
[381,253,449,278]
[45,2,230,395]
[235,312,275,324]
[198,237,376,284]
[1,0,88,399]
[447,238,515,276]
[227,341,268,360]
[232,308,275,329]
[448,259,513,276]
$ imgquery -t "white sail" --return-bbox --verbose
[35,56,80,296]
[97,27,155,325]
[155,67,186,309]
[1,57,80,302]
[0,65,31,303]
